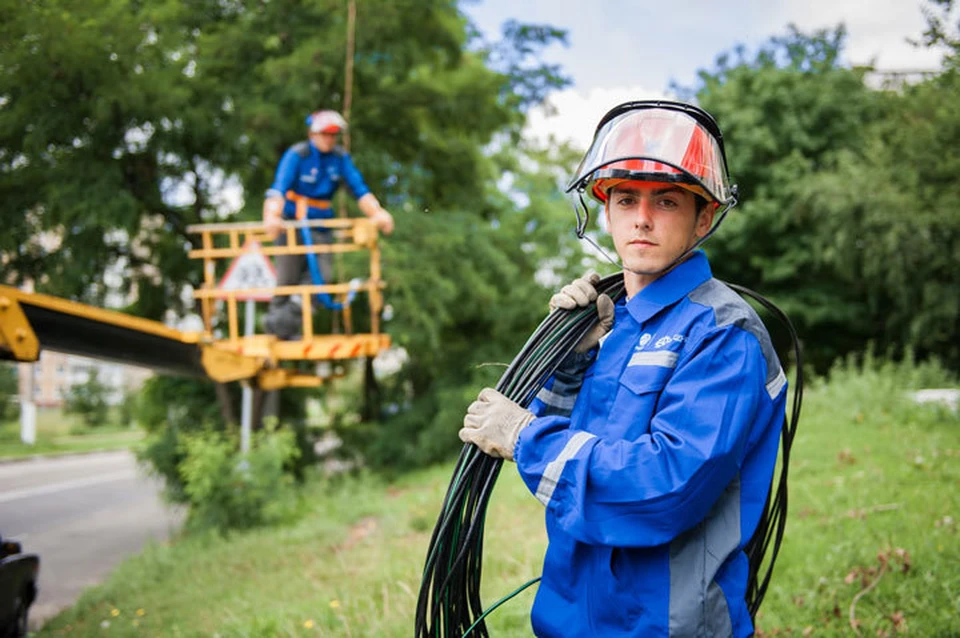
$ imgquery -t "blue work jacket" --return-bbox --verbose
[265,141,370,219]
[518,251,787,637]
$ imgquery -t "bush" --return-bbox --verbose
[134,376,317,491]
[64,369,110,427]
[815,346,958,425]
[333,356,508,475]
[0,363,18,422]
[138,424,190,503]
[115,390,140,428]
[177,421,301,532]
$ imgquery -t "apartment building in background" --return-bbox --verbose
[18,352,152,408]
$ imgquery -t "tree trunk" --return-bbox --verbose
[253,387,281,429]
[214,382,237,426]
[360,356,381,421]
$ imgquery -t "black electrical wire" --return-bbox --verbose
[415,277,802,637]
[414,274,625,638]
[727,283,804,618]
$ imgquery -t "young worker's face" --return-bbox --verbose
[604,181,714,290]
[309,131,339,153]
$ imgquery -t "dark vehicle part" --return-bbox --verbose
[0,536,39,638]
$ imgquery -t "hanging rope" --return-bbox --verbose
[342,0,356,156]
[330,0,357,328]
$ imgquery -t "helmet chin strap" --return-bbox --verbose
[573,188,738,279]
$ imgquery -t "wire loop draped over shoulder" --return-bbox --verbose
[725,282,804,619]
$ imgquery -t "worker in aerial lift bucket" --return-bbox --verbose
[262,109,394,340]
[459,101,788,637]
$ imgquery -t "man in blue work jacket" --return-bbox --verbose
[262,109,394,339]
[459,101,788,637]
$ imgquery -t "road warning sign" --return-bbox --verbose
[218,239,278,301]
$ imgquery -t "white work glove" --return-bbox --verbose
[549,272,615,353]
[369,208,395,235]
[263,196,285,240]
[550,271,601,311]
[357,194,394,235]
[459,388,535,461]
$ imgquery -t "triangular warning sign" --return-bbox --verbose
[218,239,278,301]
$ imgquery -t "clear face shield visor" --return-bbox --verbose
[565,106,737,237]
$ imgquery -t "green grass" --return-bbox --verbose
[37,462,545,637]
[37,361,960,637]
[0,408,143,459]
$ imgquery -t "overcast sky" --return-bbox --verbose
[462,0,946,147]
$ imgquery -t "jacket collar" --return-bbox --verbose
[622,250,713,325]
[306,142,335,159]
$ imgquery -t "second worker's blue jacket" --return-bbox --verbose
[265,141,370,219]
[517,251,787,637]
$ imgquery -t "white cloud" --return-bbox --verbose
[525,85,667,149]
[774,0,944,71]
[466,1,945,96]
[517,3,946,146]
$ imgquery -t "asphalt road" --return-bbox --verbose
[0,450,183,629]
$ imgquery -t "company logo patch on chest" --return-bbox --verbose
[655,334,685,349]
[300,167,319,183]
[629,332,685,368]
[634,333,684,351]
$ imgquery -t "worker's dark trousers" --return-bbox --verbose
[264,228,333,340]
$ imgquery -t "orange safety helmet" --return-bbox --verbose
[567,100,735,207]
[306,110,347,134]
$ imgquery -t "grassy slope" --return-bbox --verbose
[38,365,960,637]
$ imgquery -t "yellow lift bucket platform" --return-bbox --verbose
[0,219,389,391]
[187,217,390,389]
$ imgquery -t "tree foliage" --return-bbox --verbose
[0,0,566,314]
[917,0,960,54]
[799,70,960,368]
[686,23,960,370]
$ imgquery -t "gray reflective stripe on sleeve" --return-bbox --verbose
[669,476,739,637]
[535,387,577,412]
[627,350,679,368]
[766,366,787,399]
[689,279,784,394]
[534,431,596,506]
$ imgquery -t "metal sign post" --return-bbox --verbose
[240,300,255,453]
[218,239,277,453]
[20,363,36,445]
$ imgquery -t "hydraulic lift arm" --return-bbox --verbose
[0,286,259,383]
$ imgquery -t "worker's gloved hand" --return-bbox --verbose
[369,208,395,235]
[574,293,614,353]
[459,388,534,462]
[263,196,286,240]
[550,271,600,311]
[550,272,615,353]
